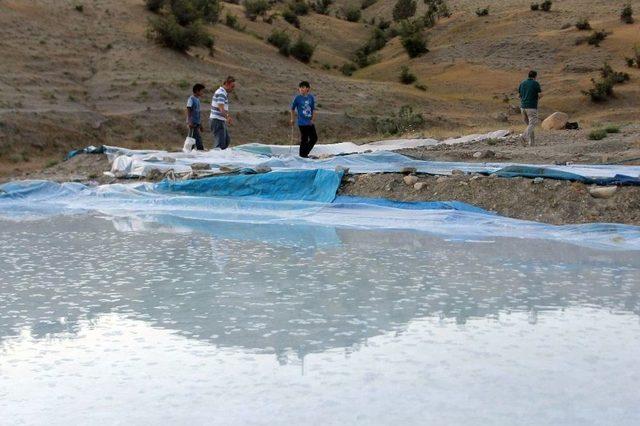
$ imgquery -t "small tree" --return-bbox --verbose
[621,4,634,24]
[195,0,223,23]
[575,18,591,30]
[392,0,417,21]
[290,38,315,62]
[587,30,607,46]
[344,6,361,22]
[267,29,291,55]
[399,66,416,84]
[401,32,428,57]
[145,0,165,12]
[244,0,270,20]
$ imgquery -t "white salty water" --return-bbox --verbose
[1,216,639,425]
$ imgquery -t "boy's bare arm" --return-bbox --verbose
[290,109,296,125]
[186,107,193,127]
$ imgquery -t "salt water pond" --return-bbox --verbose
[1,215,639,425]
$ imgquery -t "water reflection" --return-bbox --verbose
[1,216,638,361]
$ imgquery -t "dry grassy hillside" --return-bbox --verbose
[0,0,639,177]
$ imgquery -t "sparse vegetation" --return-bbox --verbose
[587,30,607,47]
[575,18,591,30]
[392,0,417,22]
[267,29,291,56]
[588,129,608,140]
[145,0,165,12]
[475,7,489,17]
[373,105,425,135]
[244,0,270,21]
[625,45,640,68]
[289,0,310,15]
[341,62,357,76]
[147,14,214,53]
[74,4,84,12]
[281,8,300,28]
[344,6,361,22]
[540,0,552,12]
[583,63,629,102]
[399,66,416,84]
[399,20,428,58]
[353,27,389,68]
[414,83,427,91]
[530,3,539,11]
[621,4,634,24]
[361,0,377,9]
[225,13,244,30]
[604,125,620,134]
[311,0,332,14]
[290,37,314,63]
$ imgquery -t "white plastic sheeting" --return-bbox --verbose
[1,180,639,251]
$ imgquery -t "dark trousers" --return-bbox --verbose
[211,119,231,150]
[299,125,318,158]
[191,126,204,150]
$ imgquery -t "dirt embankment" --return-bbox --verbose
[339,173,640,226]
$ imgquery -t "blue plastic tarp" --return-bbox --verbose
[493,165,640,185]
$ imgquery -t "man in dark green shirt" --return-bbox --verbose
[518,70,543,146]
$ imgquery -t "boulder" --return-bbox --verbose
[414,182,426,190]
[588,186,618,199]
[541,112,569,130]
[401,167,417,174]
[533,177,544,184]
[191,163,211,171]
[403,175,419,186]
[451,169,465,176]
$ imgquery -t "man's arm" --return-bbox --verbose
[217,102,233,125]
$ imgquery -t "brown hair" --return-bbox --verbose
[223,76,236,85]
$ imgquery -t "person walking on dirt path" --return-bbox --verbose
[290,81,318,158]
[210,76,236,150]
[518,70,543,146]
[186,83,206,151]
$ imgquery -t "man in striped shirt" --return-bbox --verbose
[209,76,236,150]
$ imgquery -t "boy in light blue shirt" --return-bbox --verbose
[186,83,205,150]
[290,81,318,158]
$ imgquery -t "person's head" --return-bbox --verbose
[528,70,538,79]
[298,81,311,95]
[192,83,205,97]
[222,76,236,92]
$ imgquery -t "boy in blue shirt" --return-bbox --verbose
[186,83,205,150]
[290,81,317,158]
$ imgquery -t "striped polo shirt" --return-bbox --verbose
[210,86,229,121]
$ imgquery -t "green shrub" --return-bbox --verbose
[401,31,428,58]
[344,6,361,22]
[377,19,391,30]
[604,125,620,133]
[311,0,332,14]
[74,4,84,12]
[530,3,539,11]
[195,0,223,23]
[392,0,416,21]
[588,129,607,140]
[290,0,309,15]
[145,0,165,12]
[414,83,427,91]
[587,30,607,46]
[290,38,314,62]
[621,4,634,24]
[399,66,416,84]
[583,77,614,102]
[147,14,214,53]
[628,45,640,68]
[475,7,489,16]
[540,0,552,12]
[244,0,270,20]
[225,13,244,30]
[341,62,357,76]
[374,105,425,135]
[267,29,291,55]
[575,18,590,30]
[361,0,377,9]
[282,8,300,27]
[601,62,630,84]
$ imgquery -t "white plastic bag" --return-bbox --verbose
[183,135,196,153]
